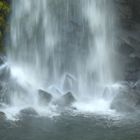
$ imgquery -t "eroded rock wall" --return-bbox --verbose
[116,0,140,81]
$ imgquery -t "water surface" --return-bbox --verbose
[0,112,140,140]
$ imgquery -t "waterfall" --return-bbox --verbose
[8,0,59,89]
[1,0,120,118]
[77,0,115,95]
[73,0,119,112]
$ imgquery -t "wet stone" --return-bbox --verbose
[20,108,38,116]
[38,89,52,104]
[56,92,76,107]
[0,112,6,120]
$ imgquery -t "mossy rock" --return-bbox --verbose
[0,0,10,53]
[0,1,10,13]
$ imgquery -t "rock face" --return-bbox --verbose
[115,0,140,28]
[56,92,76,107]
[115,0,140,82]
[38,89,52,105]
[115,0,133,29]
[111,87,140,112]
[0,65,10,81]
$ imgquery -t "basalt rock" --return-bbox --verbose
[20,107,38,116]
[38,89,52,105]
[56,92,76,107]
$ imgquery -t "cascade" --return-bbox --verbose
[0,0,119,118]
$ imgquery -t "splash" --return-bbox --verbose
[1,0,120,119]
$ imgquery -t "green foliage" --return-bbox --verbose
[0,0,10,53]
[0,1,10,13]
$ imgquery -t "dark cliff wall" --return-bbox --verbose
[116,0,140,81]
[132,0,140,24]
[115,0,140,28]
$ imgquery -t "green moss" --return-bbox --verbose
[0,1,10,13]
[0,0,10,53]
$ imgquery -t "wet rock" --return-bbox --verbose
[0,65,10,81]
[20,108,38,116]
[111,88,140,112]
[116,0,140,82]
[125,56,140,81]
[133,80,140,90]
[38,89,52,104]
[0,112,6,120]
[0,56,5,66]
[115,0,133,28]
[63,73,77,92]
[56,92,76,107]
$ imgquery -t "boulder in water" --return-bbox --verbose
[20,107,38,116]
[0,112,6,120]
[56,92,76,107]
[111,88,140,112]
[38,89,52,104]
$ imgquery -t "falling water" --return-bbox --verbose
[73,0,119,112]
[1,0,119,118]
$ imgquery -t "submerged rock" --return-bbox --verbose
[56,92,76,107]
[0,112,6,120]
[20,107,38,116]
[38,89,52,104]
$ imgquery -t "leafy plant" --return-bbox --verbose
[0,0,10,53]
